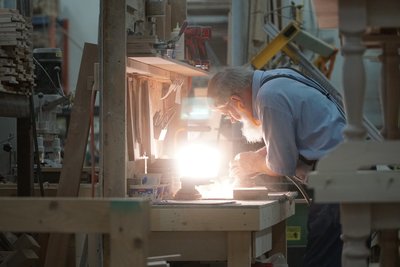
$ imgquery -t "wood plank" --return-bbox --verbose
[308,171,400,203]
[0,183,99,197]
[126,77,136,161]
[57,43,98,196]
[44,43,98,267]
[0,198,149,267]
[128,56,207,77]
[102,0,127,197]
[316,141,400,171]
[0,198,147,233]
[150,200,295,231]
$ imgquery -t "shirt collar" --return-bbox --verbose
[251,70,264,120]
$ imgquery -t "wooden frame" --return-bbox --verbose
[310,1,400,266]
[0,197,150,267]
[149,199,295,267]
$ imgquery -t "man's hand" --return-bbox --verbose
[229,151,265,179]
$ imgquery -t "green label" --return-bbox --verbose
[287,226,301,241]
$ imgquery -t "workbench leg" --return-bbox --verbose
[17,117,33,196]
[109,200,149,267]
[379,229,400,267]
[227,231,252,267]
[269,220,287,258]
[379,42,400,139]
[340,204,370,267]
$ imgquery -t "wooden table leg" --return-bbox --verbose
[269,220,287,258]
[379,42,400,139]
[341,204,370,267]
[227,231,252,267]
[379,229,400,267]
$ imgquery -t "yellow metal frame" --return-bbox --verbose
[251,22,301,69]
[251,21,337,73]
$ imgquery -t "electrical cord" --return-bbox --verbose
[33,56,67,98]
[29,88,45,197]
[0,135,14,145]
[55,66,65,95]
[285,175,312,206]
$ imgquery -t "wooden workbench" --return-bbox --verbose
[149,198,295,267]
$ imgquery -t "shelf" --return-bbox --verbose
[127,56,208,78]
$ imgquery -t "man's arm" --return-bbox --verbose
[230,148,281,179]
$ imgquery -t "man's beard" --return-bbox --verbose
[239,110,263,143]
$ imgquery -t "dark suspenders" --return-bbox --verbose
[259,69,332,101]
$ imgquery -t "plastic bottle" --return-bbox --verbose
[268,253,288,267]
[52,137,62,164]
[37,136,45,163]
[170,22,185,60]
[254,253,288,267]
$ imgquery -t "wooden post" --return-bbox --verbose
[227,232,252,267]
[109,200,149,267]
[17,117,33,196]
[101,0,127,198]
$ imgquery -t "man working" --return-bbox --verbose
[207,66,346,267]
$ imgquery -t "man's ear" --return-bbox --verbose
[230,95,245,109]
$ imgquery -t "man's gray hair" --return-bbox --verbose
[207,66,254,107]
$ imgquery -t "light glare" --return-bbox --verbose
[177,144,221,178]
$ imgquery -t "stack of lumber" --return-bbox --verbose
[0,9,35,93]
[127,35,159,57]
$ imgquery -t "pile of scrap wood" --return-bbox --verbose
[0,233,40,267]
[0,9,35,93]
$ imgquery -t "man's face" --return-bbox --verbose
[215,98,263,143]
[214,98,242,123]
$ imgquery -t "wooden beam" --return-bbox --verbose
[44,42,98,267]
[102,0,127,197]
[57,43,98,197]
[0,198,149,267]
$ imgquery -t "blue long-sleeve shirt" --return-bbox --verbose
[252,68,346,177]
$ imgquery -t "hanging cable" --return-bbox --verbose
[285,175,311,206]
[29,89,45,197]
